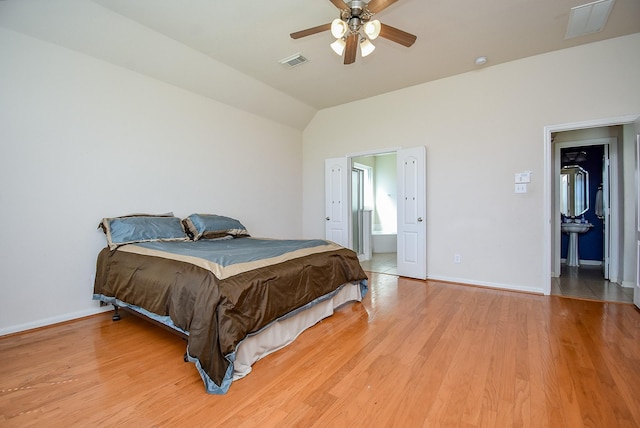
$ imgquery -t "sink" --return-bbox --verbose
[562,221,593,267]
[561,222,593,233]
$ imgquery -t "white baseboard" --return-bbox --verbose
[425,275,544,295]
[621,280,636,289]
[579,260,603,266]
[0,304,112,337]
[560,258,603,267]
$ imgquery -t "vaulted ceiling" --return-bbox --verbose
[1,0,639,129]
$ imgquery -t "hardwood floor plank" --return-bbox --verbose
[525,298,564,427]
[460,293,502,426]
[1,274,639,427]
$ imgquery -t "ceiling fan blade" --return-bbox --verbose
[379,23,417,47]
[328,0,348,10]
[344,33,358,65]
[366,0,400,14]
[290,23,331,39]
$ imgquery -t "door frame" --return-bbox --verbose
[543,114,640,295]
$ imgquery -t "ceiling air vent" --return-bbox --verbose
[565,0,615,39]
[279,53,308,69]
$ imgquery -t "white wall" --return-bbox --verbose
[0,29,303,335]
[373,154,397,233]
[622,124,638,288]
[303,33,640,293]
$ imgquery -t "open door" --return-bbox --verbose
[602,145,610,279]
[397,146,427,279]
[325,157,350,248]
[635,122,640,309]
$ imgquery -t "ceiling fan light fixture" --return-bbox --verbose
[290,0,417,65]
[364,20,381,40]
[360,38,375,57]
[330,38,346,56]
[331,18,348,38]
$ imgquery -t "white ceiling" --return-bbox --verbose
[1,0,639,129]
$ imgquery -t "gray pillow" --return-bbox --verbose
[182,214,249,241]
[100,215,189,250]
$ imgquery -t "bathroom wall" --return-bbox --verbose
[373,153,397,233]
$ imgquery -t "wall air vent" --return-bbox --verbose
[279,53,308,68]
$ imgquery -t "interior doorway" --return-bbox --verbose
[544,115,640,303]
[345,146,427,279]
[554,138,612,280]
[351,152,398,274]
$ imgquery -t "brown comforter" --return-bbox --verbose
[93,238,367,393]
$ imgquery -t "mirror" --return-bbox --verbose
[560,165,589,217]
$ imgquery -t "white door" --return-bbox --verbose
[397,146,427,279]
[325,157,350,248]
[602,145,610,279]
[634,122,640,309]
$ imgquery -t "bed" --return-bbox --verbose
[92,213,368,394]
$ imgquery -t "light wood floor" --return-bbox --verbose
[1,273,640,427]
[359,252,398,275]
[362,253,634,304]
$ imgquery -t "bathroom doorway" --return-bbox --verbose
[545,118,639,303]
[325,146,426,279]
[351,152,398,275]
[555,139,610,278]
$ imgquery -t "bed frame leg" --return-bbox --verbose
[112,305,121,321]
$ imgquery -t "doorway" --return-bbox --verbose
[327,146,426,279]
[351,153,398,274]
[544,115,640,303]
[555,139,611,279]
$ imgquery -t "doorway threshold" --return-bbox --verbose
[551,264,633,303]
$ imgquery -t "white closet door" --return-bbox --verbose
[634,122,640,309]
[397,146,427,279]
[325,157,350,248]
[602,145,610,279]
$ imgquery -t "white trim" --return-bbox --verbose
[559,258,603,266]
[544,113,640,296]
[0,304,111,337]
[427,275,544,295]
[621,280,635,289]
[346,147,401,158]
[579,260,604,266]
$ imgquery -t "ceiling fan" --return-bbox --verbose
[290,0,417,65]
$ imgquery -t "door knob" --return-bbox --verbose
[418,217,423,222]
[326,217,330,221]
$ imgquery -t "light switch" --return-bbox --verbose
[515,183,527,193]
[515,171,531,183]
[515,172,532,183]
